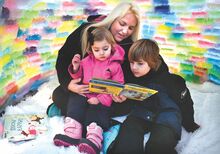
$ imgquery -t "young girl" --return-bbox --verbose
[53,27,125,154]
[108,39,183,154]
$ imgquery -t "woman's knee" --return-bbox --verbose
[52,86,70,115]
[52,86,69,103]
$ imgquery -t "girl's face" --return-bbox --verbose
[130,59,151,77]
[110,13,137,42]
[91,39,112,61]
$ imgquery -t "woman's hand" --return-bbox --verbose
[87,97,100,105]
[68,78,89,95]
[112,94,127,103]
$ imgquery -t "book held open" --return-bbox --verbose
[89,78,158,101]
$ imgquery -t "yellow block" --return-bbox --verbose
[52,37,66,45]
[0,25,3,34]
[57,21,78,33]
[196,62,212,69]
[11,39,27,52]
[1,39,13,50]
[0,55,11,69]
[191,46,206,54]
[185,25,201,33]
[157,25,172,33]
[160,49,177,58]
[202,35,218,42]
[24,67,40,79]
[18,18,32,29]
[32,2,47,10]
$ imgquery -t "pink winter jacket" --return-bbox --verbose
[68,44,125,107]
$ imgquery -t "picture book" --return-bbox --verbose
[89,78,158,101]
[3,114,49,143]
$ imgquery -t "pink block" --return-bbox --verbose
[192,11,208,18]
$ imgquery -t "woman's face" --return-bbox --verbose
[110,13,137,42]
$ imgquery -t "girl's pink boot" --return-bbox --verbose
[53,117,82,147]
[78,122,103,154]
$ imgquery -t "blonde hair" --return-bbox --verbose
[128,39,161,71]
[81,2,141,56]
[86,27,115,53]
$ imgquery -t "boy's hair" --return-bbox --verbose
[128,39,161,71]
[82,2,141,56]
[86,27,115,53]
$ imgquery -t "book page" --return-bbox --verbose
[120,84,158,101]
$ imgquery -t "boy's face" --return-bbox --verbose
[91,39,111,61]
[130,59,151,77]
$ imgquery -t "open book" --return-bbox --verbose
[3,114,49,143]
[89,78,158,101]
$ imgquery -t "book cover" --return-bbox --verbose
[3,114,49,143]
[89,78,158,101]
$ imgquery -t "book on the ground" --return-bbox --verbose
[89,78,158,101]
[3,114,49,143]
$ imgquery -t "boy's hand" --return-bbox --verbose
[87,97,100,105]
[72,54,81,72]
[112,94,127,103]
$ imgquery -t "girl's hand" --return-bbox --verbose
[87,97,100,105]
[72,54,81,72]
[68,78,89,95]
[112,94,127,103]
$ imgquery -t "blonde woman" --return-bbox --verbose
[47,2,141,117]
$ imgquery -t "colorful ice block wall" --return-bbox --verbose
[141,0,220,84]
[0,0,220,111]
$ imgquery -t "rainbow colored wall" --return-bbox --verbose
[141,0,220,84]
[0,0,220,112]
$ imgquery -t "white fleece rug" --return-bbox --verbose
[0,76,220,154]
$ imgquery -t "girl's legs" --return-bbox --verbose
[63,117,82,139]
[84,104,110,131]
[54,93,88,146]
[78,104,110,154]
[78,122,103,154]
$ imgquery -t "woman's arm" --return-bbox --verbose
[55,23,89,91]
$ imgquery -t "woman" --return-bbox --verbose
[47,2,141,116]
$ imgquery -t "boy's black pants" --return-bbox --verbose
[107,116,178,154]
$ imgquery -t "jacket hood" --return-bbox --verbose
[110,44,125,63]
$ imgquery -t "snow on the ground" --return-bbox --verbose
[0,77,220,154]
